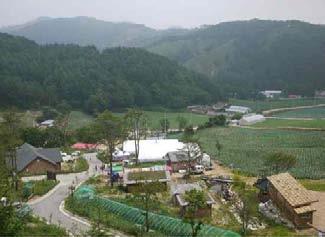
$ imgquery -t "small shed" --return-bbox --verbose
[171,183,215,217]
[164,151,198,172]
[256,173,318,228]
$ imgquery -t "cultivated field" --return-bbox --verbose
[67,110,209,130]
[274,106,325,119]
[251,118,325,130]
[230,98,325,113]
[197,127,325,179]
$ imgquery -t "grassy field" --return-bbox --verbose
[300,179,325,191]
[230,98,325,113]
[67,110,209,130]
[274,106,325,119]
[196,127,325,179]
[140,111,209,130]
[68,111,94,130]
[251,118,325,129]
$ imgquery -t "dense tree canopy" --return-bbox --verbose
[147,20,325,98]
[0,33,220,112]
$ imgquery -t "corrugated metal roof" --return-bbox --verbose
[268,173,318,207]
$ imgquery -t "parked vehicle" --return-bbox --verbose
[191,165,204,174]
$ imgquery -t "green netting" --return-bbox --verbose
[74,185,95,200]
[74,186,240,237]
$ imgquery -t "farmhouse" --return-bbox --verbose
[260,90,282,98]
[171,183,215,217]
[164,151,198,172]
[123,139,184,162]
[315,90,325,98]
[225,105,250,114]
[123,165,170,192]
[256,173,318,228]
[239,114,265,126]
[12,143,62,174]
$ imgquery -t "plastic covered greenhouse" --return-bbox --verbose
[74,186,240,237]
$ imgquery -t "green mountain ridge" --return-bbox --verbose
[2,17,325,98]
[0,33,219,111]
[146,19,325,97]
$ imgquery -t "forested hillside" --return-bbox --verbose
[0,33,219,112]
[146,20,325,97]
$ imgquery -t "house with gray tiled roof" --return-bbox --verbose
[10,143,62,174]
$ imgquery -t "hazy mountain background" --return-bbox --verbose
[0,16,188,49]
[1,17,325,98]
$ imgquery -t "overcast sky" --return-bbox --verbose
[1,0,325,29]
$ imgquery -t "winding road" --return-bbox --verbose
[28,153,102,235]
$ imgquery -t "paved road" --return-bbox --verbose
[30,153,102,235]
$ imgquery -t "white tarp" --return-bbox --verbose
[123,139,185,162]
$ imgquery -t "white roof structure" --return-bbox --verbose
[123,139,185,162]
[239,114,265,126]
[225,106,250,114]
[260,90,282,98]
[40,119,54,127]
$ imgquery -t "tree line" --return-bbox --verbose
[0,33,221,113]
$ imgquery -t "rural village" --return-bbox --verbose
[1,3,325,236]
[1,89,325,237]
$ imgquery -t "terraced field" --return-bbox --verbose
[274,106,325,119]
[67,110,209,130]
[230,98,325,113]
[197,127,325,179]
[252,118,325,129]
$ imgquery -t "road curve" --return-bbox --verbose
[29,153,102,235]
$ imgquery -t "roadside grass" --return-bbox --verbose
[251,118,325,129]
[21,215,67,236]
[300,179,325,191]
[230,98,325,113]
[20,179,59,200]
[31,179,59,196]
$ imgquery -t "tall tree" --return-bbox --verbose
[181,133,201,183]
[1,110,22,190]
[126,109,147,164]
[177,116,188,131]
[132,180,160,233]
[95,111,126,187]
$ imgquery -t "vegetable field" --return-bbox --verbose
[197,127,325,179]
[230,98,325,113]
[274,106,325,119]
[251,118,325,129]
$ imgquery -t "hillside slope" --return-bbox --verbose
[0,33,219,112]
[146,20,325,97]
